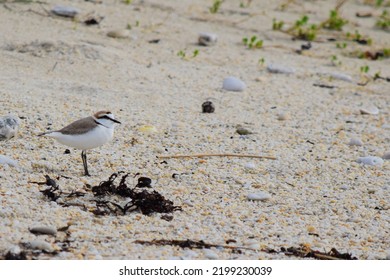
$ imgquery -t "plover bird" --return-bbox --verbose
[39,111,121,176]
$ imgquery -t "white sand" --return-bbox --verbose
[0,0,389,259]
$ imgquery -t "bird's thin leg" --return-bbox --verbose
[81,150,90,176]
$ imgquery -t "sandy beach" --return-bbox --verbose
[0,0,389,260]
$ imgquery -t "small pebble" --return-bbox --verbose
[29,226,57,236]
[0,115,19,140]
[236,126,252,135]
[360,105,379,115]
[202,101,215,113]
[277,112,289,121]
[107,29,130,39]
[267,63,295,74]
[329,72,353,82]
[138,125,158,133]
[244,162,256,170]
[222,77,246,92]
[51,5,80,18]
[340,185,349,190]
[203,249,219,259]
[26,240,54,252]
[247,191,271,201]
[0,155,18,167]
[357,156,384,166]
[382,151,390,160]
[348,138,363,146]
[198,32,217,46]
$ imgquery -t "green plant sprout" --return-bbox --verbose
[288,15,318,41]
[336,42,348,49]
[210,0,223,14]
[177,49,200,60]
[376,10,390,30]
[242,36,263,49]
[240,0,252,8]
[330,55,342,66]
[272,19,284,30]
[346,30,373,45]
[360,65,370,73]
[258,57,265,66]
[322,10,348,31]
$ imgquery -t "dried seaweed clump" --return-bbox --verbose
[92,172,182,216]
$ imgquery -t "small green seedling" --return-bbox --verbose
[123,0,132,4]
[360,65,370,73]
[322,10,348,31]
[336,42,347,49]
[272,19,285,30]
[376,10,390,30]
[258,57,265,66]
[291,15,318,41]
[210,0,223,14]
[346,30,373,45]
[330,55,342,66]
[242,36,263,49]
[177,49,200,60]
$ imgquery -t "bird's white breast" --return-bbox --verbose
[47,125,114,150]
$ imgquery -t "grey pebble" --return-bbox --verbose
[267,63,295,74]
[329,72,353,82]
[198,32,217,46]
[0,155,18,167]
[26,240,54,252]
[360,105,379,115]
[29,226,57,236]
[382,151,390,160]
[203,249,219,259]
[348,138,363,146]
[107,29,131,39]
[236,126,252,135]
[0,115,19,140]
[357,156,384,166]
[247,191,271,201]
[51,5,80,18]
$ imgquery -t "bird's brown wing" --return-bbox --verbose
[57,116,98,135]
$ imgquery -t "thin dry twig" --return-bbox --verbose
[157,153,277,160]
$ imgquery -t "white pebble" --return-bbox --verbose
[348,138,363,146]
[382,151,390,160]
[51,5,80,18]
[267,63,295,74]
[277,112,289,121]
[357,156,384,166]
[0,155,18,167]
[329,72,353,82]
[0,115,19,140]
[8,245,22,255]
[340,185,349,190]
[198,32,217,46]
[244,162,256,170]
[30,226,57,236]
[26,240,54,252]
[247,191,271,201]
[222,77,246,92]
[360,105,379,115]
[203,249,219,259]
[107,29,131,39]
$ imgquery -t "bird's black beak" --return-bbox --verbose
[104,116,121,124]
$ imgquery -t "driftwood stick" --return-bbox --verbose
[157,153,277,160]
